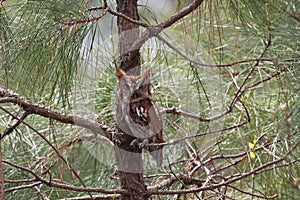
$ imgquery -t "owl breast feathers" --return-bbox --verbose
[116,68,164,166]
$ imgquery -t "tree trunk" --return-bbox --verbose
[114,0,147,199]
[116,0,141,76]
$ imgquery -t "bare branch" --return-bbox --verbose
[148,118,249,148]
[34,186,50,200]
[157,34,282,68]
[148,130,298,197]
[88,6,107,11]
[246,67,288,89]
[227,185,278,199]
[0,87,111,139]
[107,7,149,27]
[131,0,204,51]
[147,139,299,195]
[161,64,288,136]
[209,131,298,176]
[5,182,42,193]
[87,0,206,56]
[3,160,129,195]
[157,0,204,29]
[54,7,109,26]
[0,106,94,198]
[1,110,31,139]
[160,31,274,133]
[5,178,36,183]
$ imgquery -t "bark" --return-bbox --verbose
[115,0,147,199]
[116,0,140,75]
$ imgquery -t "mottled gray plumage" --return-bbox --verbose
[116,68,164,167]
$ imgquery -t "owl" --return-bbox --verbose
[116,68,164,167]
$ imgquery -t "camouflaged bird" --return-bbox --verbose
[116,68,164,167]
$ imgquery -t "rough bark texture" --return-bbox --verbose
[115,0,147,199]
[116,0,140,75]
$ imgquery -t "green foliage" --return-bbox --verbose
[0,0,299,199]
[95,65,117,125]
[1,0,92,104]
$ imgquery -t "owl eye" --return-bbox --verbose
[122,81,131,90]
[139,83,146,89]
[138,83,150,94]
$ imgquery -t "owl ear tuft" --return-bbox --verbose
[141,68,151,90]
[143,68,152,80]
[117,68,126,79]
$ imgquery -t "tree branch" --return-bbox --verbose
[1,110,31,139]
[157,32,298,68]
[147,139,300,195]
[54,7,109,26]
[0,106,94,198]
[5,181,42,193]
[107,7,149,27]
[0,87,111,139]
[34,186,50,200]
[130,0,204,51]
[3,160,129,195]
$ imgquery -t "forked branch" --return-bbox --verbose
[0,88,111,139]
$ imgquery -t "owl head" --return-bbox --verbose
[117,68,151,99]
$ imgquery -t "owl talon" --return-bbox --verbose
[138,138,150,149]
[130,139,139,147]
[130,138,150,149]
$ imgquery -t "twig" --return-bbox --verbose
[148,173,204,191]
[157,0,204,29]
[130,0,204,51]
[210,131,298,175]
[229,29,272,107]
[157,34,277,68]
[1,110,31,139]
[107,8,149,27]
[34,186,50,200]
[88,0,205,54]
[161,107,209,122]
[161,64,288,129]
[5,178,36,183]
[246,67,288,89]
[148,131,298,195]
[147,139,300,195]
[3,160,129,195]
[210,188,236,200]
[227,185,278,199]
[54,7,109,26]
[148,117,249,148]
[88,6,106,11]
[0,106,94,198]
[160,32,273,131]
[5,181,42,193]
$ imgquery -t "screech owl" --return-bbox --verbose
[116,68,164,167]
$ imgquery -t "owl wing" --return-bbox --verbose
[129,98,162,138]
[148,103,163,142]
[129,98,164,167]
